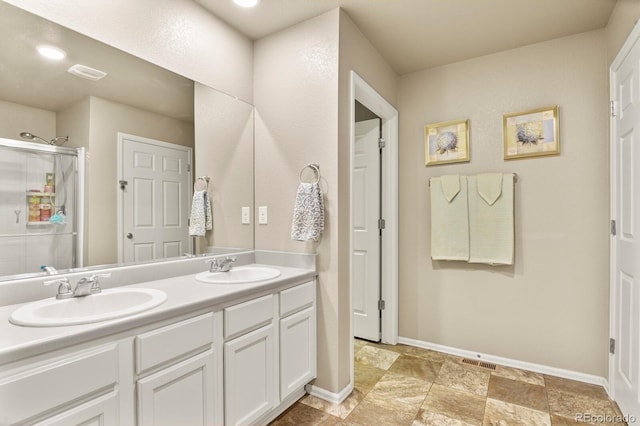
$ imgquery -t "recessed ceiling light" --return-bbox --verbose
[233,0,259,8]
[37,45,66,61]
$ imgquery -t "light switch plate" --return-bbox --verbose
[241,207,250,224]
[258,206,268,224]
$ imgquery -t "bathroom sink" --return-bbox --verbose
[195,266,281,284]
[9,288,167,327]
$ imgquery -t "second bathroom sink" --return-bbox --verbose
[195,266,281,284]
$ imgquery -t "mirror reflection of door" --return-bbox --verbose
[118,133,192,263]
[352,117,382,342]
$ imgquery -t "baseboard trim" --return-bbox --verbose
[305,381,354,404]
[399,336,608,390]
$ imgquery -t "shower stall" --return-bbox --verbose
[0,137,84,278]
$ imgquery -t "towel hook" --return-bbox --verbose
[194,176,210,191]
[299,163,320,184]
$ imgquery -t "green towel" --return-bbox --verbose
[467,174,514,265]
[430,175,470,261]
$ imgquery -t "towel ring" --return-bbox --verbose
[299,163,320,184]
[194,176,210,191]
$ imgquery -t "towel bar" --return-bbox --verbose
[299,163,320,184]
[429,173,518,186]
[194,175,210,191]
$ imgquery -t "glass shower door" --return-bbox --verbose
[0,139,82,277]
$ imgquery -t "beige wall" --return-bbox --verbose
[85,96,193,266]
[4,0,253,103]
[337,9,397,389]
[254,9,341,392]
[397,31,610,377]
[0,100,55,141]
[605,0,640,62]
[194,82,254,253]
[253,7,397,394]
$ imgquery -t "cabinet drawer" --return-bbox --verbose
[0,344,118,425]
[136,312,214,375]
[224,294,273,340]
[280,281,315,317]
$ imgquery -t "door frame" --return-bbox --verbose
[349,71,399,350]
[609,18,640,401]
[116,132,193,263]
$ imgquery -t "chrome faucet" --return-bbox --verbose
[206,256,237,272]
[41,265,57,275]
[44,273,111,299]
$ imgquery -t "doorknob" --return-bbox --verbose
[126,233,133,239]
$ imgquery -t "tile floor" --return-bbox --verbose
[271,339,626,425]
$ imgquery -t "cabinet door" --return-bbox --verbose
[137,349,215,426]
[280,306,316,400]
[33,392,118,426]
[224,324,275,426]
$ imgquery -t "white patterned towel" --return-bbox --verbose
[189,190,213,237]
[291,182,324,242]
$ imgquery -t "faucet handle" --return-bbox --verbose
[44,278,72,299]
[87,273,111,292]
[205,258,220,271]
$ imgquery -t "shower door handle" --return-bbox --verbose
[126,233,133,239]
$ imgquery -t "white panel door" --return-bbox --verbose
[611,22,640,421]
[352,118,381,341]
[120,134,191,263]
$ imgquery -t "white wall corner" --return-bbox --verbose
[305,381,354,404]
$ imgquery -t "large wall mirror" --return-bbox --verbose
[0,2,254,281]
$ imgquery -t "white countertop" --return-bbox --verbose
[0,263,316,366]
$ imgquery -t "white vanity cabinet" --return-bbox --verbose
[279,281,316,401]
[223,280,317,426]
[0,271,317,426]
[135,312,217,426]
[223,294,276,426]
[0,342,128,426]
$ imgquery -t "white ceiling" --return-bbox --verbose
[0,2,194,121]
[195,0,617,75]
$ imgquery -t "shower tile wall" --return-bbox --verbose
[0,148,75,276]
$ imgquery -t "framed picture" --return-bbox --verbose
[503,106,559,160]
[424,119,470,166]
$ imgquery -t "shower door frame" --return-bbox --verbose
[0,137,85,271]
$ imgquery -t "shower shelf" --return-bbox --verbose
[26,221,53,226]
[26,191,56,197]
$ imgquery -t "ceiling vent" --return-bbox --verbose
[67,64,107,81]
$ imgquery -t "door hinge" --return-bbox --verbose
[378,137,386,149]
[610,100,618,117]
[610,338,615,354]
[611,219,617,236]
[378,300,385,310]
[187,164,192,172]
[378,218,386,230]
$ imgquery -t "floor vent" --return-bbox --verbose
[461,358,497,370]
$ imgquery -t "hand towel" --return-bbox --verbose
[189,190,213,237]
[430,175,469,261]
[291,182,324,242]
[467,173,514,265]
[477,173,503,206]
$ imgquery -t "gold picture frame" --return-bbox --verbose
[503,106,559,160]
[424,119,470,166]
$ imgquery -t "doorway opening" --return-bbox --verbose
[349,71,398,384]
